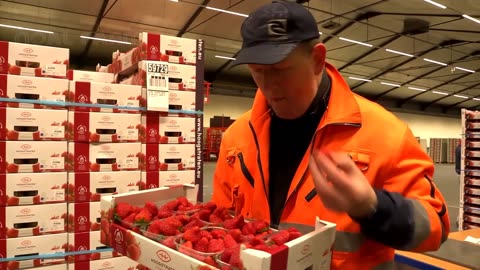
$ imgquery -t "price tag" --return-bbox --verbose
[145,61,169,112]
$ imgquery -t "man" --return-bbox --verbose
[212,1,450,269]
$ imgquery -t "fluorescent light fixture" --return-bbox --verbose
[423,0,447,9]
[432,91,448,95]
[348,77,372,82]
[339,37,373,47]
[408,86,427,92]
[473,98,480,101]
[381,82,401,87]
[319,31,323,35]
[0,24,54,34]
[423,58,448,66]
[206,6,248,17]
[169,0,179,2]
[455,66,476,73]
[385,49,414,57]
[80,36,132,45]
[215,55,236,61]
[454,94,469,99]
[463,14,480,24]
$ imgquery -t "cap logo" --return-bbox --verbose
[267,19,287,40]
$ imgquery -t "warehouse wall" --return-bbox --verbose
[204,94,461,144]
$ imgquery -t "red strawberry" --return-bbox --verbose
[134,209,152,223]
[184,218,205,230]
[287,227,302,241]
[144,201,158,216]
[203,256,218,268]
[160,236,176,250]
[116,202,134,219]
[174,214,190,225]
[193,237,209,253]
[183,227,201,243]
[176,196,190,207]
[223,234,238,248]
[208,215,223,225]
[207,239,224,253]
[228,229,243,243]
[271,230,290,245]
[242,222,256,235]
[223,214,245,230]
[211,228,227,239]
[157,208,173,219]
[252,220,270,234]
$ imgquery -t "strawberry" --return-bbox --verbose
[287,227,302,241]
[116,202,134,219]
[207,239,225,253]
[193,237,209,253]
[162,200,179,211]
[241,222,256,235]
[196,266,213,270]
[184,218,205,230]
[228,229,243,243]
[157,208,173,219]
[271,230,290,245]
[197,209,211,221]
[211,228,227,239]
[223,214,245,230]
[249,236,265,247]
[134,209,152,223]
[174,214,190,225]
[223,234,238,249]
[183,227,201,243]
[208,215,223,225]
[252,220,270,234]
[123,213,137,227]
[144,201,158,216]
[228,247,243,268]
[203,256,219,268]
[127,244,141,261]
[177,196,190,207]
[160,236,176,250]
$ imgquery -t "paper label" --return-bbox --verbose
[44,64,67,76]
[48,94,66,103]
[146,61,169,112]
[125,129,138,140]
[42,126,65,138]
[124,157,138,169]
[50,157,64,169]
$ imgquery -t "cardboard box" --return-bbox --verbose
[68,81,143,112]
[67,70,115,83]
[0,74,68,108]
[23,264,66,270]
[142,170,195,188]
[0,172,67,206]
[100,186,336,270]
[66,231,121,262]
[141,144,195,171]
[68,256,140,270]
[139,32,198,65]
[67,111,141,142]
[0,233,68,270]
[169,90,196,111]
[0,107,67,141]
[141,114,195,144]
[0,41,69,78]
[137,60,196,91]
[0,141,68,173]
[0,203,67,238]
[68,142,142,172]
[67,171,143,203]
[66,202,101,233]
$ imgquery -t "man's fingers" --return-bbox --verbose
[309,155,338,200]
[312,150,353,191]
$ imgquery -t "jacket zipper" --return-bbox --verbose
[237,152,255,188]
[248,121,269,199]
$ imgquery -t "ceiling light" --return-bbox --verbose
[381,82,401,87]
[463,14,480,24]
[80,36,132,45]
[348,77,371,82]
[385,49,414,57]
[432,91,448,95]
[408,86,427,92]
[423,0,447,9]
[169,0,179,2]
[0,24,54,34]
[206,6,248,17]
[473,98,480,101]
[454,66,476,73]
[423,58,448,66]
[215,55,236,60]
[319,32,323,35]
[454,94,469,99]
[338,37,373,47]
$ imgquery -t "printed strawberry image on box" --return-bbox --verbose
[66,202,101,233]
[0,141,68,173]
[67,70,115,83]
[68,142,142,172]
[0,107,67,141]
[0,203,67,238]
[141,113,195,144]
[65,231,121,263]
[67,171,143,203]
[139,32,198,65]
[0,233,68,270]
[142,171,195,189]
[0,41,69,78]
[0,172,67,206]
[68,256,141,270]
[68,81,143,112]
[66,111,141,142]
[0,74,69,108]
[141,144,195,171]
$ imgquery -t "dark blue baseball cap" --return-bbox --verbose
[231,1,320,66]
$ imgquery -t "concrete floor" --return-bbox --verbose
[202,162,461,232]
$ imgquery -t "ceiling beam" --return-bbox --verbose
[177,0,210,37]
[444,83,480,110]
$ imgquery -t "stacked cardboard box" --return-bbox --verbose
[429,138,443,163]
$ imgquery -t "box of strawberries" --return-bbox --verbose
[100,185,336,270]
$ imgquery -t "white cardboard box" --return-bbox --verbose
[68,256,140,270]
[67,171,143,203]
[142,144,195,171]
[0,141,68,173]
[0,203,67,238]
[67,70,115,83]
[66,231,120,262]
[139,32,198,65]
[141,114,195,144]
[0,41,69,78]
[0,107,67,141]
[23,264,67,270]
[66,202,101,233]
[68,142,142,172]
[142,170,195,188]
[137,60,196,91]
[67,111,141,142]
[0,172,67,206]
[100,186,336,270]
[68,81,143,112]
[0,233,68,270]
[168,90,196,112]
[0,74,68,108]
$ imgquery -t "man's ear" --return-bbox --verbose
[312,43,326,74]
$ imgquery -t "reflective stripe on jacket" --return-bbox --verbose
[212,62,450,270]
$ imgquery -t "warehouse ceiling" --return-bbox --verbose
[0,0,479,116]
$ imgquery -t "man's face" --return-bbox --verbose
[248,44,323,119]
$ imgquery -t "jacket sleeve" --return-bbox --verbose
[353,126,450,252]
[211,133,235,209]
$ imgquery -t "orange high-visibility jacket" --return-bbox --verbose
[212,62,450,270]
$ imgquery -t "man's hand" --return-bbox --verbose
[309,150,378,219]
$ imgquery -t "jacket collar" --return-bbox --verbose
[250,62,362,126]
